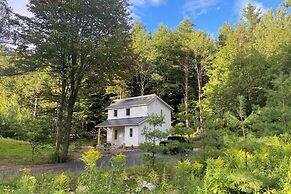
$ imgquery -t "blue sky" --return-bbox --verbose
[8,0,284,36]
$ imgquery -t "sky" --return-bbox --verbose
[8,0,284,36]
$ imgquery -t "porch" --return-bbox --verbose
[107,127,125,146]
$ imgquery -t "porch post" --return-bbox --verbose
[111,128,115,145]
[97,127,101,146]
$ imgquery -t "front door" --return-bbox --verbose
[114,127,125,146]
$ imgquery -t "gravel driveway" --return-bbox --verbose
[0,150,144,177]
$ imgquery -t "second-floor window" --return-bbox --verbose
[126,108,130,116]
[114,110,118,117]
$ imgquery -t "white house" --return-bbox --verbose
[96,94,173,147]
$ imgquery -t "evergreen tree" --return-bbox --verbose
[242,3,261,29]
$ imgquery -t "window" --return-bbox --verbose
[115,130,118,140]
[130,128,133,137]
[161,109,163,116]
[126,108,130,116]
[114,110,118,117]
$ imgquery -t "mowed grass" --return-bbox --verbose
[0,137,53,165]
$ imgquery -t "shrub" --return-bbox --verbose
[174,160,203,193]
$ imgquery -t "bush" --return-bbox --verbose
[174,160,203,193]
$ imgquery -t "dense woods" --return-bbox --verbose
[0,0,290,193]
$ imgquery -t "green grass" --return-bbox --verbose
[0,137,53,165]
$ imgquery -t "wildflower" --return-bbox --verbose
[19,168,32,175]
[80,147,102,169]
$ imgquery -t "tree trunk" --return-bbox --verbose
[195,63,203,133]
[62,56,82,160]
[63,91,75,160]
[31,143,35,164]
[184,61,190,128]
[138,62,146,96]
[140,70,145,96]
[55,76,67,156]
[33,97,38,120]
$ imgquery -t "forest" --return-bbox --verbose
[0,0,290,193]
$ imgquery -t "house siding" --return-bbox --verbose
[108,105,148,120]
[147,99,171,135]
[138,122,147,145]
[124,126,139,147]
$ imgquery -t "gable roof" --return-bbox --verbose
[96,117,148,127]
[105,94,173,110]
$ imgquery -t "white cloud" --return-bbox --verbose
[182,0,219,18]
[129,0,165,20]
[235,0,268,17]
[130,0,164,7]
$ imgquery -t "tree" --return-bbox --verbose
[15,0,131,160]
[142,113,167,169]
[250,75,291,135]
[241,3,261,29]
[0,0,11,44]
[188,30,215,132]
[131,21,151,96]
[225,96,251,169]
[147,23,184,114]
[173,19,196,128]
[203,4,290,120]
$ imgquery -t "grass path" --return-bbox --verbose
[0,138,55,165]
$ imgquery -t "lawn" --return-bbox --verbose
[0,137,53,165]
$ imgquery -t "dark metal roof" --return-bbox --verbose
[96,117,148,127]
[106,94,173,110]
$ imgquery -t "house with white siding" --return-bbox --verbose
[96,94,173,147]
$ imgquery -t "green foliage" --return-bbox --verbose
[204,4,291,121]
[0,66,55,140]
[141,114,168,169]
[242,3,262,28]
[174,160,203,193]
[249,75,291,135]
[202,135,291,193]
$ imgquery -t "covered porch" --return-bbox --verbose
[106,127,125,146]
[96,117,148,147]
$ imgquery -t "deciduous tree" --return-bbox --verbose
[15,0,131,160]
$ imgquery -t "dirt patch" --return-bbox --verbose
[0,158,11,166]
[0,160,85,177]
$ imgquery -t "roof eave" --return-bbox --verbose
[96,117,148,128]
